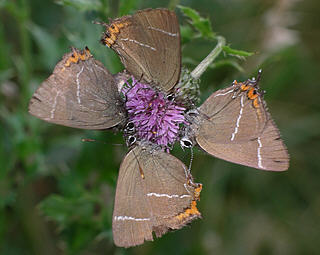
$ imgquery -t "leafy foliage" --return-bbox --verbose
[178,5,215,40]
[1,0,320,254]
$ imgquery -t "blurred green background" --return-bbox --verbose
[1,0,319,254]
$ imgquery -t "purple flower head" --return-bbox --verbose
[122,77,186,149]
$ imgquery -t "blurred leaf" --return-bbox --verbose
[210,59,245,72]
[38,193,109,253]
[0,23,11,69]
[39,194,96,228]
[119,0,141,16]
[27,22,61,70]
[54,0,101,11]
[180,24,194,45]
[0,69,14,82]
[178,5,215,40]
[222,45,254,58]
[1,0,19,18]
[182,56,199,66]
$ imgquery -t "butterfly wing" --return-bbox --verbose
[112,145,201,248]
[29,47,125,129]
[102,8,181,92]
[195,81,289,171]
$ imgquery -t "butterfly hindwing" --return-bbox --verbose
[112,145,201,247]
[29,47,125,129]
[195,79,289,171]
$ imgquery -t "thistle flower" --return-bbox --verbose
[122,77,187,148]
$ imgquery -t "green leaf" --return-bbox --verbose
[39,194,96,228]
[0,23,12,69]
[54,0,101,11]
[119,0,141,16]
[27,22,61,70]
[222,45,255,58]
[178,5,215,40]
[180,25,195,45]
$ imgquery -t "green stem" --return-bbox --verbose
[15,0,32,104]
[16,182,59,255]
[191,36,226,80]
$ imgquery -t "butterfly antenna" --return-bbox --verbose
[82,138,106,144]
[138,73,144,82]
[182,146,195,186]
[81,138,123,146]
[256,69,262,84]
[187,147,194,181]
[92,20,108,27]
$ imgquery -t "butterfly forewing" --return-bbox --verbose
[112,145,201,248]
[104,9,181,92]
[195,82,289,171]
[29,48,125,129]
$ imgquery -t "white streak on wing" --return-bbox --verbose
[114,216,150,221]
[147,26,178,37]
[257,137,263,169]
[214,89,234,97]
[121,38,156,51]
[147,192,191,199]
[231,95,244,141]
[50,91,61,119]
[76,66,85,104]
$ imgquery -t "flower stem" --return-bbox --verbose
[191,36,226,80]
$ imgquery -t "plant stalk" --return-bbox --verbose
[191,36,226,80]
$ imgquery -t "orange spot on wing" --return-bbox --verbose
[64,48,92,68]
[173,183,202,222]
[79,54,86,61]
[253,97,259,108]
[254,98,264,122]
[139,165,145,179]
[194,184,202,200]
[109,33,117,42]
[240,84,250,91]
[174,201,200,221]
[102,21,131,47]
[247,87,258,100]
[84,47,91,55]
[109,24,120,34]
[104,38,113,47]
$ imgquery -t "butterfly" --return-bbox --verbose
[29,9,202,246]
